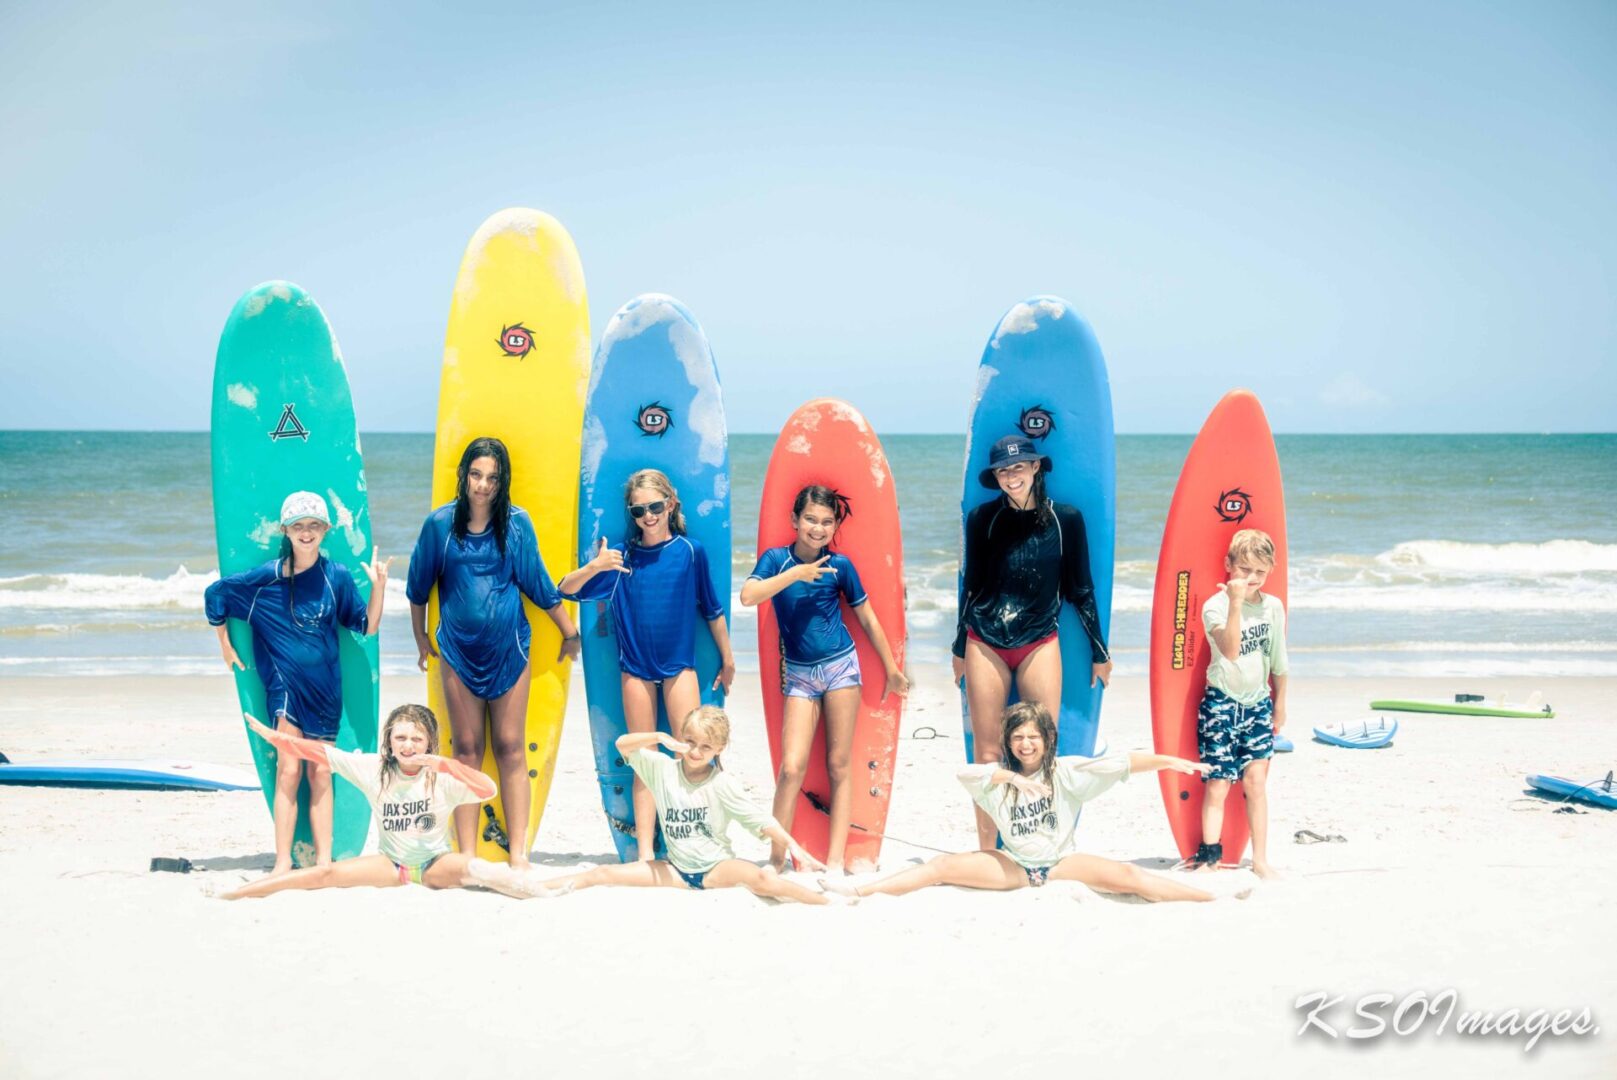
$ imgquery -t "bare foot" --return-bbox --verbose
[818,876,861,898]
[1253,862,1281,881]
[508,854,531,872]
[466,858,570,899]
[266,861,294,879]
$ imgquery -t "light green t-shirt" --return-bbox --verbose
[1202,590,1289,706]
[324,747,486,868]
[628,747,780,875]
[958,754,1130,869]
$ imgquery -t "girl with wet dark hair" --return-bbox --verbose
[740,484,908,876]
[820,703,1219,902]
[407,436,580,869]
[954,435,1113,850]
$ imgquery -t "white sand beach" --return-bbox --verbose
[1,669,1613,1080]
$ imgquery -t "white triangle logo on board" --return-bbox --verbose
[269,404,310,442]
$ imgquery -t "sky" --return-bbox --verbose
[1,1,1613,434]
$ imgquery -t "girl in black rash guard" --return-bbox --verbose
[953,435,1113,850]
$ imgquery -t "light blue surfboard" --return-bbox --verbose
[1526,772,1616,809]
[959,296,1115,761]
[0,757,260,791]
[1312,717,1398,749]
[577,294,730,861]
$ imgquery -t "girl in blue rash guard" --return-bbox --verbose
[558,468,737,862]
[740,484,908,875]
[205,490,390,876]
[406,437,581,870]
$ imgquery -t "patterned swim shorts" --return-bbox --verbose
[1196,686,1275,782]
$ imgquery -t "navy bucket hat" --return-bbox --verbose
[978,435,1054,489]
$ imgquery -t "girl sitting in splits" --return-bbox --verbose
[821,702,1223,903]
[472,706,843,905]
[220,704,505,899]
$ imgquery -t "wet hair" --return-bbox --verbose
[453,437,513,556]
[998,702,1058,804]
[791,485,852,553]
[998,462,1055,528]
[378,704,441,795]
[1227,529,1276,569]
[679,704,730,771]
[624,468,687,542]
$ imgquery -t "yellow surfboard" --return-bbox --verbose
[428,208,588,861]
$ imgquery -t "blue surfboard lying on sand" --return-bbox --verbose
[0,756,259,791]
[577,294,730,862]
[1526,772,1616,809]
[1313,717,1398,749]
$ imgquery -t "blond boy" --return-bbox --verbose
[1190,529,1287,879]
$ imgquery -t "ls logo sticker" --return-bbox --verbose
[636,403,673,437]
[1019,405,1055,440]
[497,323,535,358]
[1215,488,1253,524]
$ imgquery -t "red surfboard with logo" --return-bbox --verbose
[756,399,906,871]
[1150,389,1287,864]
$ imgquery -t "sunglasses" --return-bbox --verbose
[629,500,668,519]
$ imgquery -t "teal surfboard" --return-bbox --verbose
[577,294,729,861]
[210,281,379,865]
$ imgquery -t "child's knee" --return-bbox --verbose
[1241,769,1267,795]
[492,740,527,770]
[777,757,808,787]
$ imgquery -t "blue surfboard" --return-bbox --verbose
[1527,772,1617,809]
[1313,717,1398,749]
[959,297,1115,760]
[0,757,260,791]
[577,294,730,861]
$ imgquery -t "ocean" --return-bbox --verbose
[2,431,1613,679]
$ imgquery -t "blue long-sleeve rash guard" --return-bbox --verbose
[562,534,723,681]
[747,546,867,665]
[406,505,563,699]
[205,554,369,738]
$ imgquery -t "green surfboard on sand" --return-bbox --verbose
[210,281,379,865]
[1369,697,1555,719]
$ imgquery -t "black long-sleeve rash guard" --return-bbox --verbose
[952,498,1110,663]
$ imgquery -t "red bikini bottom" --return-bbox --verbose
[966,629,1058,673]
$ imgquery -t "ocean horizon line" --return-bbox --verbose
[4,428,1615,438]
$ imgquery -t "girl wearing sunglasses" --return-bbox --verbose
[559,468,737,861]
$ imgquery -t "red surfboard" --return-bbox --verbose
[1150,390,1288,864]
[756,399,906,871]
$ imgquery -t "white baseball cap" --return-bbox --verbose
[279,491,331,526]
